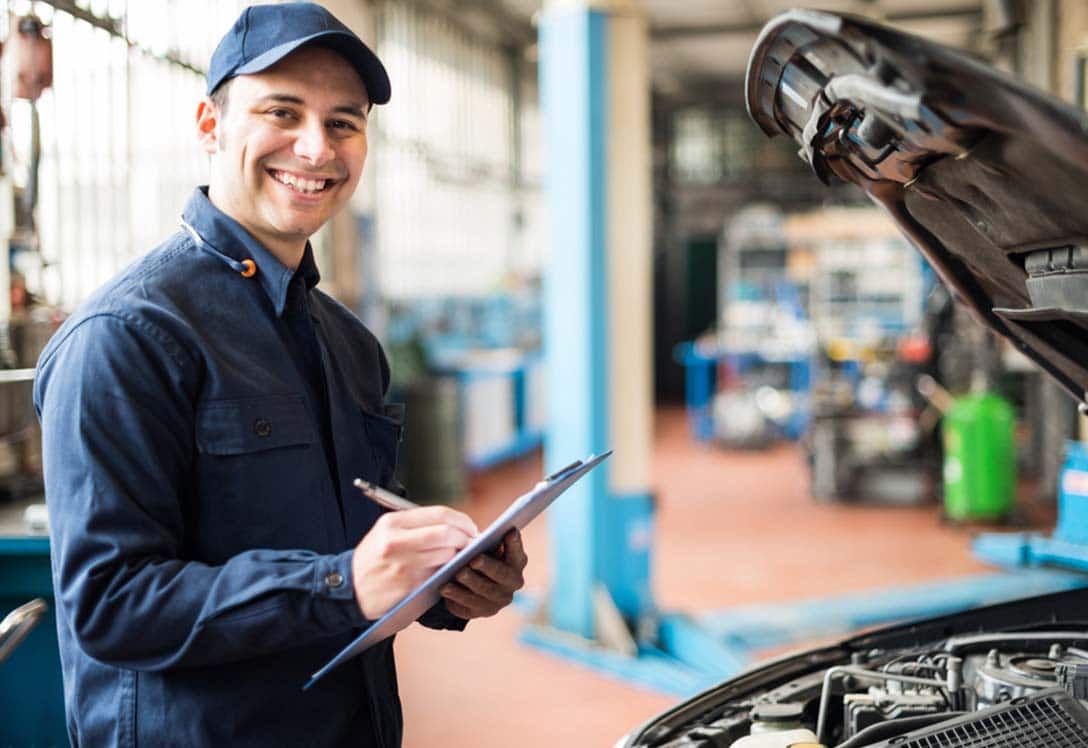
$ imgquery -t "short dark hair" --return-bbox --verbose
[209,77,233,114]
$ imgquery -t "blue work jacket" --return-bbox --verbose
[34,188,463,747]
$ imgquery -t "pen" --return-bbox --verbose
[352,478,420,512]
[355,478,494,555]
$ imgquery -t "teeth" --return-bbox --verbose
[272,170,328,194]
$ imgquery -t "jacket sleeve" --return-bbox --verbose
[35,313,367,671]
[418,600,468,630]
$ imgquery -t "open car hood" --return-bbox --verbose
[618,588,1088,746]
[746,10,1088,405]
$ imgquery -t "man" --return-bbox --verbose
[33,4,526,746]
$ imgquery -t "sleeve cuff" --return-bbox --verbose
[418,599,468,631]
[311,550,369,631]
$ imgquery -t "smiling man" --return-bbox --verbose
[199,44,369,267]
[33,4,526,747]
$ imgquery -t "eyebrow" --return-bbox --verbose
[257,93,369,118]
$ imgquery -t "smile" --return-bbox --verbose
[268,169,336,195]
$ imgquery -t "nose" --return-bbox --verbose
[293,118,335,166]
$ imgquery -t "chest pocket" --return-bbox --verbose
[360,407,403,489]
[192,394,328,558]
[196,394,315,455]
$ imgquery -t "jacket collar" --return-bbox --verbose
[181,187,321,317]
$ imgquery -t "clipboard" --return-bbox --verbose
[305,450,612,688]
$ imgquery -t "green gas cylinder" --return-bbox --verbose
[941,392,1016,521]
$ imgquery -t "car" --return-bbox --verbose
[619,10,1088,747]
[618,589,1088,746]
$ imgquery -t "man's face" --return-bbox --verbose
[198,45,369,260]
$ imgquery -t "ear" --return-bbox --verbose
[196,98,220,154]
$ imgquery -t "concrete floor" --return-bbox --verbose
[395,406,1047,747]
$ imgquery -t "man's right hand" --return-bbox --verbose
[351,506,479,621]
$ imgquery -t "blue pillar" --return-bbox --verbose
[540,2,654,640]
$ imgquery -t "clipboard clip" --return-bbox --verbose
[544,451,611,483]
[545,460,584,482]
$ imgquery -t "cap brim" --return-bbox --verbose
[230,30,390,105]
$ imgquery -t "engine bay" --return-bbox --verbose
[636,629,1088,747]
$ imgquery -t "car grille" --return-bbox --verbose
[867,689,1088,747]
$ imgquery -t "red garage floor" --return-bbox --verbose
[395,406,1040,747]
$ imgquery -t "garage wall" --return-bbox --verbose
[368,0,541,301]
[9,0,251,312]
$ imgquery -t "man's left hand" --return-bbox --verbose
[439,529,527,620]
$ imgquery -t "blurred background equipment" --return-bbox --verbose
[940,383,1017,522]
[678,201,947,506]
[788,207,937,505]
[676,204,814,448]
[0,596,44,664]
[9,14,51,101]
[714,204,813,448]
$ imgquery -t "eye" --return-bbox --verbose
[267,108,297,121]
[329,118,362,134]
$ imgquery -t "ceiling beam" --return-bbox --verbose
[651,5,983,40]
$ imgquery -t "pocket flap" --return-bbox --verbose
[196,394,315,455]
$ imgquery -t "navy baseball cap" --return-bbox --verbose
[206,2,390,105]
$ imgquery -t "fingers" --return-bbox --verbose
[463,552,523,591]
[453,565,509,601]
[442,598,474,620]
[358,514,528,621]
[438,534,527,620]
[352,508,481,620]
[414,546,461,570]
[501,529,528,570]
[383,505,479,538]
[440,582,503,619]
[388,523,475,554]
